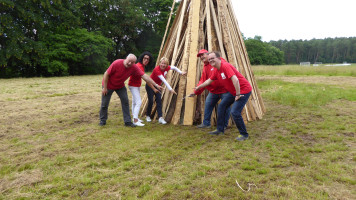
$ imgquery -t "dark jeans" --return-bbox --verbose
[203,92,231,128]
[146,84,162,118]
[99,87,131,124]
[217,92,251,135]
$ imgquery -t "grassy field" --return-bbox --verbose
[252,64,356,77]
[0,66,355,199]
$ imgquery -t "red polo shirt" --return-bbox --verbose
[194,62,227,95]
[210,62,252,96]
[102,59,144,90]
[128,62,145,87]
[150,65,171,85]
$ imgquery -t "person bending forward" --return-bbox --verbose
[146,57,186,124]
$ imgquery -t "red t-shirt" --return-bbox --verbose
[102,59,144,90]
[194,63,227,95]
[210,62,252,96]
[150,65,171,85]
[128,62,145,87]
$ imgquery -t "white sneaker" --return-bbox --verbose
[133,121,145,126]
[146,116,152,122]
[158,117,167,125]
[133,118,144,123]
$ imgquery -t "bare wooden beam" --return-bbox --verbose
[182,0,201,125]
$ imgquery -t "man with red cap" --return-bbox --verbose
[189,49,231,130]
[195,51,252,141]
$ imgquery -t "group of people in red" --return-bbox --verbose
[99,49,252,141]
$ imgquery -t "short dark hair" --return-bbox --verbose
[209,51,221,59]
[137,51,154,67]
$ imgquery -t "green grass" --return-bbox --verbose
[252,64,356,76]
[258,79,356,107]
[0,69,355,199]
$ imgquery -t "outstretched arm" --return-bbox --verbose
[158,75,177,95]
[170,66,187,76]
[194,78,213,91]
[141,74,163,91]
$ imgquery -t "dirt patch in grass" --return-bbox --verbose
[0,169,43,193]
[258,75,356,88]
[0,92,99,139]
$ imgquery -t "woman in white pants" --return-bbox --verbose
[128,52,153,126]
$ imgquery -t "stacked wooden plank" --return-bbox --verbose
[140,0,266,125]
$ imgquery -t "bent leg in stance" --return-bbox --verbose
[230,92,251,137]
[116,87,132,124]
[99,89,115,124]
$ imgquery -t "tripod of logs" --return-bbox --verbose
[140,0,266,125]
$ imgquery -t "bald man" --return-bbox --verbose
[99,54,162,127]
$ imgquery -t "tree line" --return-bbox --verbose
[269,37,356,64]
[245,36,356,65]
[0,0,175,78]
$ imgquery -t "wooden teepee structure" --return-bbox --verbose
[140,0,266,125]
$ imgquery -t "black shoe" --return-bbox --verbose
[235,135,248,141]
[125,122,136,127]
[197,123,211,128]
[99,121,106,126]
[209,130,223,135]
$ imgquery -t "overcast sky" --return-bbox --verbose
[231,0,356,42]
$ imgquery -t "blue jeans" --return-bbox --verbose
[217,92,251,135]
[146,84,162,118]
[203,92,231,128]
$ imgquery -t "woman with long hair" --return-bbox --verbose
[128,51,154,126]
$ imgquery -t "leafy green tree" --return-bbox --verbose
[245,36,284,65]
[133,0,178,70]
[76,0,146,61]
[0,0,182,77]
[0,0,80,77]
[0,0,113,77]
[265,46,284,65]
[42,29,112,76]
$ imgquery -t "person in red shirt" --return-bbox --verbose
[195,52,252,141]
[100,54,162,127]
[189,49,231,129]
[146,57,186,124]
[128,52,154,127]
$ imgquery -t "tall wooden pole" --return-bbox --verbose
[183,0,201,125]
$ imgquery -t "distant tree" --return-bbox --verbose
[269,37,356,64]
[245,36,284,65]
[265,46,284,65]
